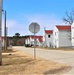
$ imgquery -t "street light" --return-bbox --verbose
[2,10,7,51]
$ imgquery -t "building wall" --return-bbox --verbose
[7,37,25,46]
[53,27,59,48]
[39,42,43,46]
[59,30,71,47]
[29,37,38,46]
[43,31,46,46]
[27,39,30,44]
[43,31,53,47]
[45,34,53,47]
[37,39,43,47]
[53,26,71,48]
[25,38,32,45]
[71,22,74,47]
[29,37,43,46]
[25,39,27,44]
[29,38,34,45]
[25,39,28,44]
[43,31,45,42]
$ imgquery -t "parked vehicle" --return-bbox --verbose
[25,44,30,47]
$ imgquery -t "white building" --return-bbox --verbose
[29,36,37,45]
[37,36,43,47]
[25,36,43,46]
[25,37,30,45]
[71,22,74,48]
[53,25,71,48]
[43,30,53,47]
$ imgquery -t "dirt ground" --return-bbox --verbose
[0,48,71,75]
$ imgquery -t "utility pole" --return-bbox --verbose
[4,10,7,51]
[6,27,8,49]
[0,0,3,65]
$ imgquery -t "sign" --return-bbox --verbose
[29,22,40,34]
[29,22,40,60]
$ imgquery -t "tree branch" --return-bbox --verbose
[63,9,74,25]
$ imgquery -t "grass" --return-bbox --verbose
[2,47,16,53]
[0,48,72,74]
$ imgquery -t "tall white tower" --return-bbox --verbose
[71,22,74,48]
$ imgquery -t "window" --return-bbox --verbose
[48,35,50,38]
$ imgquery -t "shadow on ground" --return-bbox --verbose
[44,66,72,75]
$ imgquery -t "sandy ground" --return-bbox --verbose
[0,48,71,75]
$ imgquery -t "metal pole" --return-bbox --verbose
[4,10,7,51]
[34,24,36,60]
[44,27,47,47]
[0,0,3,65]
[6,27,7,49]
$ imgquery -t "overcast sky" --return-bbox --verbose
[2,0,74,36]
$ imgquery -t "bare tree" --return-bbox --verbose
[63,9,74,25]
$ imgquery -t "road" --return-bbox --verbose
[13,46,74,75]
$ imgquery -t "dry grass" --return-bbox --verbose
[0,48,71,75]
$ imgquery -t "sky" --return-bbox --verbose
[2,0,74,36]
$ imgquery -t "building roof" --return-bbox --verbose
[45,30,53,34]
[30,36,37,39]
[30,35,42,39]
[37,36,43,38]
[30,36,43,42]
[56,26,71,30]
[37,36,43,43]
[38,38,43,43]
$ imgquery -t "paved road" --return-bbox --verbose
[13,46,74,75]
